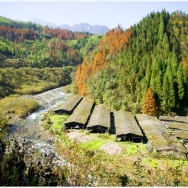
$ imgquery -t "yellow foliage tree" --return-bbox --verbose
[142,87,158,116]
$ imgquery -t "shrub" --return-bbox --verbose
[42,121,51,130]
[0,95,39,117]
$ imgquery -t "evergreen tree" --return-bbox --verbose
[158,13,165,40]
[177,63,186,100]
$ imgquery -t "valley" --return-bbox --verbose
[0,86,187,186]
[1,8,188,186]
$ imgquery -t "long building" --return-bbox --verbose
[136,114,187,158]
[159,115,188,141]
[114,111,143,142]
[86,104,110,133]
[159,116,188,124]
[64,98,94,129]
[53,94,83,114]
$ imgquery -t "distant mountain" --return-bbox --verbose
[66,23,109,34]
[58,24,71,30]
[30,18,57,28]
[30,19,109,34]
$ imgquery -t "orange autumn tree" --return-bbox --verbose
[75,47,108,95]
[142,87,158,116]
[75,26,133,95]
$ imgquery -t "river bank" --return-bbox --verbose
[4,86,119,186]
[8,86,68,143]
[3,87,70,184]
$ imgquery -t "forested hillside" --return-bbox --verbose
[75,10,188,115]
[0,16,101,98]
[0,15,101,68]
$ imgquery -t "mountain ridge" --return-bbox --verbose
[30,18,109,34]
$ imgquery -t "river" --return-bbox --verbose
[7,86,69,169]
[2,87,116,186]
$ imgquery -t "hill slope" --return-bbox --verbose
[0,16,102,98]
[74,10,188,115]
[0,15,103,68]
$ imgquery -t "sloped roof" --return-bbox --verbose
[87,104,110,129]
[114,111,143,137]
[175,116,188,124]
[167,122,188,131]
[136,114,187,153]
[136,114,168,151]
[175,130,188,139]
[64,97,94,125]
[159,116,176,121]
[152,118,187,153]
[159,115,188,124]
[150,116,167,134]
[53,94,83,112]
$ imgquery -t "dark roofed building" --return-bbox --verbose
[151,116,168,134]
[175,116,188,124]
[136,114,187,158]
[53,94,83,114]
[159,116,176,122]
[64,98,94,129]
[136,114,166,152]
[86,104,110,133]
[175,130,188,141]
[167,122,188,131]
[159,115,188,124]
[114,111,143,142]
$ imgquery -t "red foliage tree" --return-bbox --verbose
[0,26,39,42]
[43,27,88,40]
[75,26,133,95]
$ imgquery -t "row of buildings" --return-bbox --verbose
[53,94,188,158]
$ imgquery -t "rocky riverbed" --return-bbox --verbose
[3,87,70,185]
[3,86,123,186]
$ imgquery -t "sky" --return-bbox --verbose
[0,1,188,29]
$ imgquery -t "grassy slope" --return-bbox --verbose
[0,95,39,117]
[49,113,188,167]
[41,112,188,185]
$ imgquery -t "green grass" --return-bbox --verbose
[51,114,69,134]
[90,132,115,142]
[142,158,159,168]
[0,95,39,117]
[52,114,69,123]
[82,139,106,150]
[97,132,114,140]
[86,132,147,157]
[126,144,146,156]
[15,81,58,95]
[142,155,188,169]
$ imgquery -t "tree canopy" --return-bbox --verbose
[75,10,188,115]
